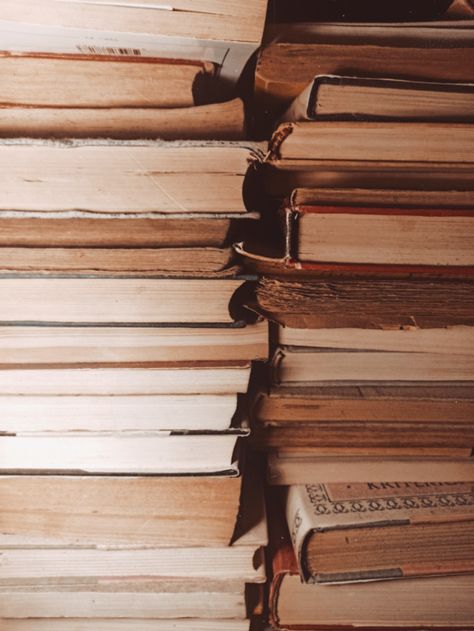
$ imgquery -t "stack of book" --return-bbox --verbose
[256,0,474,119]
[0,0,268,138]
[266,484,474,629]
[0,139,269,629]
[240,0,474,627]
[0,3,270,628]
[241,0,474,483]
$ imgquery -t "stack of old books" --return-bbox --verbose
[0,0,269,139]
[241,0,474,628]
[0,2,270,629]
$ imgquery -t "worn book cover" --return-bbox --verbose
[286,482,474,583]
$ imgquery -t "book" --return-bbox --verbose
[0,362,251,394]
[0,213,259,248]
[0,544,265,583]
[0,322,268,364]
[289,186,474,209]
[0,247,237,274]
[0,277,250,324]
[0,459,267,547]
[268,452,474,483]
[0,431,248,474]
[284,482,474,583]
[256,384,474,423]
[261,121,474,191]
[256,21,474,108]
[0,475,243,546]
[0,579,249,620]
[269,121,474,164]
[0,0,268,89]
[277,322,474,353]
[282,75,474,122]
[254,276,474,328]
[0,139,265,214]
[263,158,474,192]
[0,620,252,630]
[280,204,474,267]
[1,0,267,47]
[0,474,267,623]
[0,54,214,108]
[253,384,474,449]
[272,346,474,384]
[0,393,240,433]
[0,98,246,140]
[269,512,474,628]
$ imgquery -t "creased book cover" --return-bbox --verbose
[286,482,474,583]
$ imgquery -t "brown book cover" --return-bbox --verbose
[0,213,259,248]
[0,98,246,140]
[269,517,474,629]
[253,385,474,449]
[281,75,474,122]
[256,22,474,108]
[283,205,474,267]
[0,53,214,108]
[286,482,474,584]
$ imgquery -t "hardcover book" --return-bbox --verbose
[281,75,474,122]
[256,21,474,107]
[285,482,474,583]
[269,506,474,628]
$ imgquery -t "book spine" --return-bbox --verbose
[285,485,317,582]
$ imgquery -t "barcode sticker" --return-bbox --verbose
[76,45,142,55]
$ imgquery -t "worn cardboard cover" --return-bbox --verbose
[286,482,474,582]
[281,74,474,122]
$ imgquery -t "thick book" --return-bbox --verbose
[0,543,265,584]
[0,322,268,364]
[263,159,474,192]
[0,475,242,546]
[269,512,474,628]
[0,361,252,394]
[285,482,474,583]
[271,340,474,384]
[253,384,474,449]
[0,246,238,275]
[0,276,251,324]
[0,98,246,140]
[0,463,267,622]
[0,579,249,620]
[0,430,248,475]
[0,393,240,433]
[254,276,474,328]
[1,0,267,47]
[281,203,474,267]
[256,21,474,107]
[0,212,259,248]
[0,460,267,547]
[277,323,474,355]
[262,121,474,191]
[0,54,214,108]
[268,452,474,483]
[0,139,265,214]
[282,75,474,122]
[0,0,268,90]
[269,121,474,164]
